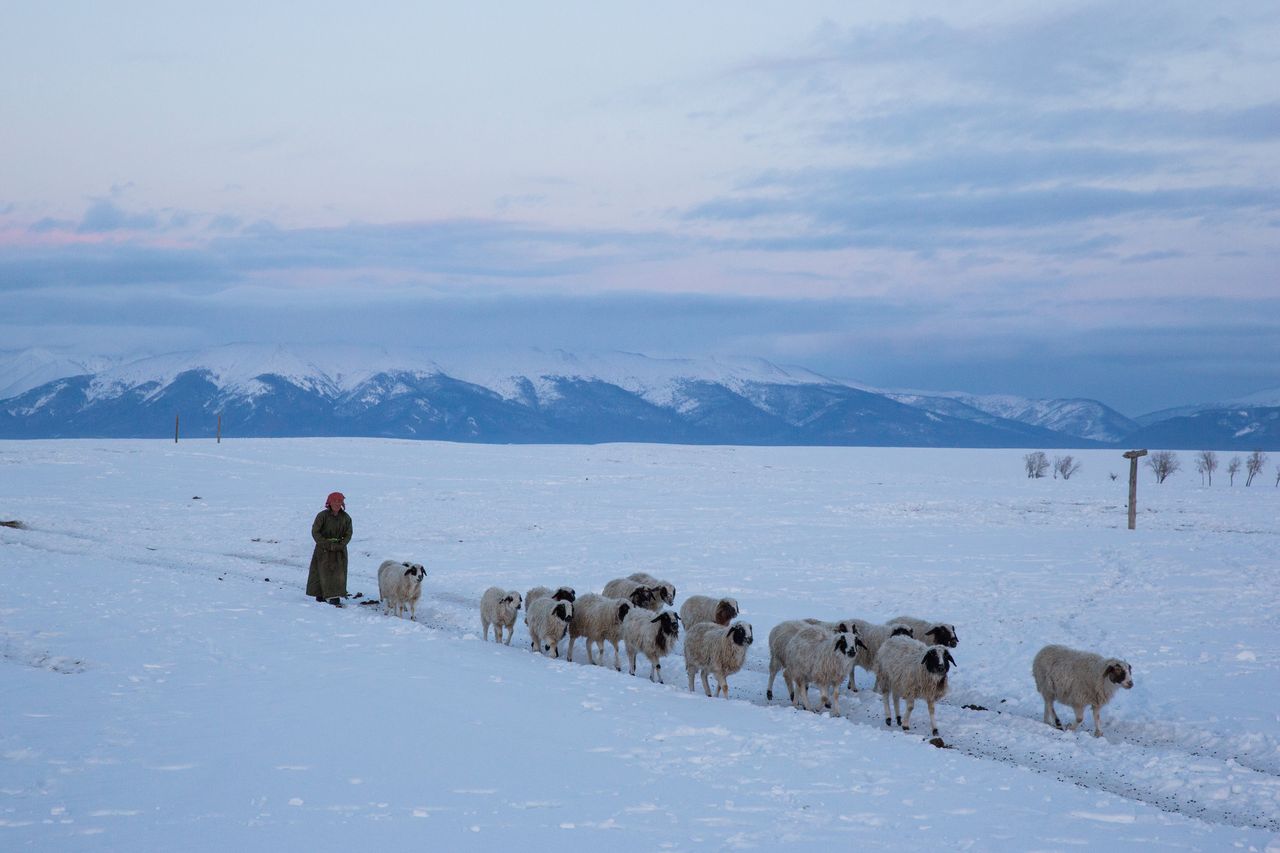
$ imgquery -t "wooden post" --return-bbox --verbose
[216,414,221,444]
[175,414,180,444]
[1123,449,1148,530]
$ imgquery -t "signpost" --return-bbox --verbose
[1123,449,1148,530]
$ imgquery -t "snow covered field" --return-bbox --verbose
[2,439,1278,851]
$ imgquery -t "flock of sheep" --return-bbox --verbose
[379,560,1134,740]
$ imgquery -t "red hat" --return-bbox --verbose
[325,492,346,511]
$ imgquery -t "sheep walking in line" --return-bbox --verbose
[890,616,959,649]
[526,598,574,659]
[781,626,864,716]
[874,634,956,736]
[768,619,860,702]
[679,595,740,628]
[844,619,913,691]
[627,572,677,607]
[377,560,426,620]
[602,578,663,612]
[566,593,632,669]
[479,587,522,644]
[684,621,753,698]
[524,586,576,649]
[622,609,680,683]
[1032,644,1134,738]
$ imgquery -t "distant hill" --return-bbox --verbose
[0,344,1275,449]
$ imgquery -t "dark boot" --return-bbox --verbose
[315,595,325,603]
[328,597,344,608]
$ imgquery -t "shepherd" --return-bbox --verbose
[307,491,352,606]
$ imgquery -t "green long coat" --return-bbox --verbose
[306,509,352,600]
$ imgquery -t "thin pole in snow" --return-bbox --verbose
[1123,449,1148,529]
[175,414,180,444]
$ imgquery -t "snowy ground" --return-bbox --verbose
[1,439,1278,851]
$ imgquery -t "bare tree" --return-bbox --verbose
[1275,464,1280,487]
[1146,450,1180,484]
[1109,472,1118,481]
[1227,456,1241,485]
[1194,450,1219,486]
[1024,451,1049,479]
[1245,450,1267,487]
[1054,455,1082,480]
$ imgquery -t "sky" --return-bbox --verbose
[1,1,1278,415]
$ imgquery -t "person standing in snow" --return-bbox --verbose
[307,491,352,606]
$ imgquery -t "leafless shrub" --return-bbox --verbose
[1275,465,1280,488]
[1245,450,1267,487]
[1109,472,1118,481]
[1194,450,1218,486]
[1053,455,1081,480]
[1024,451,1049,479]
[1227,456,1241,486]
[1146,450,1180,484]
[0,520,25,529]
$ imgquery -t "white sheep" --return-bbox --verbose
[627,571,677,606]
[844,619,914,691]
[889,615,959,649]
[679,595,740,628]
[683,621,753,698]
[566,593,632,669]
[601,578,663,611]
[781,626,863,716]
[524,586,576,649]
[526,598,574,658]
[377,560,426,620]
[1032,644,1134,738]
[874,634,957,736]
[767,618,860,701]
[621,608,680,683]
[479,587,522,644]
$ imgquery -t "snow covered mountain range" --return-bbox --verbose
[0,344,1276,449]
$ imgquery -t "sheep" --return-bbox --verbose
[874,634,957,736]
[844,619,914,691]
[621,609,680,683]
[377,560,426,620]
[1032,644,1134,738]
[524,586,576,649]
[679,595,740,628]
[479,587,522,645]
[627,571,677,606]
[526,598,574,659]
[766,618,861,701]
[781,626,864,716]
[566,593,632,669]
[889,615,959,649]
[601,578,663,612]
[684,621,753,698]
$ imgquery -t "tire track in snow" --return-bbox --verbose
[6,522,1279,832]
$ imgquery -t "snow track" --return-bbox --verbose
[10,520,1277,834]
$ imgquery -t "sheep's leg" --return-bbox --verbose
[503,626,513,646]
[766,661,779,701]
[717,675,729,699]
[701,671,712,697]
[611,640,622,672]
[927,699,939,736]
[1068,704,1085,731]
[627,646,637,676]
[893,694,903,728]
[1091,705,1104,738]
[686,667,696,692]
[881,688,893,727]
[409,600,417,621]
[827,684,842,717]
[649,655,662,684]
[481,621,490,642]
[566,635,575,663]
[848,666,858,692]
[1043,696,1061,728]
[901,698,915,731]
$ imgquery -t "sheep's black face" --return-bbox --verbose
[655,613,679,639]
[834,635,857,658]
[927,625,958,648]
[553,588,576,603]
[890,625,912,638]
[1107,661,1133,689]
[617,602,631,621]
[555,603,573,622]
[729,624,751,646]
[664,586,676,605]
[632,588,658,609]
[854,636,869,653]
[403,564,425,581]
[923,648,955,675]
